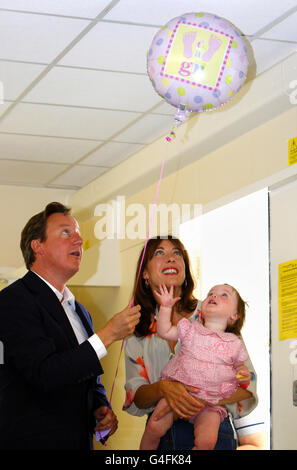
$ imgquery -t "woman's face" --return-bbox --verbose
[143,239,186,294]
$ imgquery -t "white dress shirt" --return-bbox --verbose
[32,271,107,361]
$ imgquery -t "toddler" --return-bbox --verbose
[140,283,250,450]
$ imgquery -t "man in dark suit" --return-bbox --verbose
[0,202,140,450]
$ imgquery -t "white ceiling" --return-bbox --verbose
[0,0,296,189]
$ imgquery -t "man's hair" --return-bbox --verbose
[20,202,71,269]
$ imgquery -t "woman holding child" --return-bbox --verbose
[123,236,265,450]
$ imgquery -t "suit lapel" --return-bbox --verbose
[75,302,94,337]
[22,271,79,348]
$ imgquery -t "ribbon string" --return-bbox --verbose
[96,130,177,445]
[130,154,167,307]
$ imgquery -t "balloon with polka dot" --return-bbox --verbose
[147,12,249,117]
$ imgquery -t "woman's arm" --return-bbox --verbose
[134,382,162,409]
[218,386,252,406]
[218,361,253,406]
[237,432,268,450]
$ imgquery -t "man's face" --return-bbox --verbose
[33,213,83,282]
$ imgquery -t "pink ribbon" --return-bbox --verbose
[97,135,173,445]
[130,154,167,307]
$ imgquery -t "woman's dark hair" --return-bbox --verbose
[133,235,198,337]
[20,202,71,269]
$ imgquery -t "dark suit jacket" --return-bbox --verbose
[0,270,109,450]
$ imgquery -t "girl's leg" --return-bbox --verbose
[140,398,174,450]
[192,408,221,450]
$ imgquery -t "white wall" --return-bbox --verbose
[0,184,73,276]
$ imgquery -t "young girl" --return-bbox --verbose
[139,283,250,450]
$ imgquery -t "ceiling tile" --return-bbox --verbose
[115,114,175,144]
[0,0,295,191]
[59,21,159,73]
[252,39,297,75]
[25,66,161,112]
[0,11,89,63]
[152,101,176,116]
[261,11,297,41]
[0,61,45,100]
[49,164,108,187]
[0,133,100,163]
[80,141,145,166]
[0,159,68,185]
[0,0,112,18]
[105,0,297,35]
[0,103,141,140]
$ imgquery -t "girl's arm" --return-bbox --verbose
[155,285,180,342]
[220,349,257,412]
[157,306,179,341]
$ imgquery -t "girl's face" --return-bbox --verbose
[143,239,186,294]
[201,284,239,326]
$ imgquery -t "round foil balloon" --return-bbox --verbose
[147,12,249,115]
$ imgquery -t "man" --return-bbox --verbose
[0,202,140,449]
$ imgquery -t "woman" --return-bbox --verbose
[123,236,260,450]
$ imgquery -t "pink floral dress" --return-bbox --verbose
[160,318,248,421]
[123,307,257,421]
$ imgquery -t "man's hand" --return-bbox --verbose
[96,304,141,348]
[94,406,118,437]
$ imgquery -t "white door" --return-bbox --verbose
[270,176,297,450]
